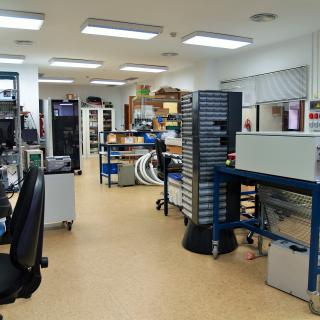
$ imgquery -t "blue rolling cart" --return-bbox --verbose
[212,166,320,314]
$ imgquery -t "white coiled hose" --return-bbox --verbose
[135,151,164,186]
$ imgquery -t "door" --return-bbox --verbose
[124,104,129,130]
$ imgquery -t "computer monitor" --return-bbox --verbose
[21,129,38,145]
[0,119,14,148]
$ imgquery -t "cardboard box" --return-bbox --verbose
[66,93,76,100]
[119,136,145,144]
[167,145,182,155]
[120,137,135,144]
[135,137,144,143]
[107,133,117,144]
[163,102,178,114]
[155,108,169,117]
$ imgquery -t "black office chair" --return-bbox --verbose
[0,182,13,244]
[0,167,48,320]
[155,138,182,210]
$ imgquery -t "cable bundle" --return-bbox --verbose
[135,151,163,186]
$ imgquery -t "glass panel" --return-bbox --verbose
[103,110,112,132]
[89,110,99,154]
[259,101,303,132]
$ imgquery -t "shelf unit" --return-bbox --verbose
[0,72,22,190]
[98,131,162,187]
[82,107,115,157]
[130,96,180,129]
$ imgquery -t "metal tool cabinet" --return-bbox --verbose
[212,166,320,315]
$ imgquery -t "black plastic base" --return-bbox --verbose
[182,221,238,255]
[0,231,11,245]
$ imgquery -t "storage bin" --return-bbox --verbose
[102,163,119,174]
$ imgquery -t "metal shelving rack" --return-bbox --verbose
[98,130,163,187]
[0,72,22,190]
[132,96,180,129]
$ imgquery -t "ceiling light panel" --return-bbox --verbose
[49,58,103,69]
[120,63,168,73]
[90,79,126,85]
[0,9,44,30]
[182,31,253,49]
[81,18,162,40]
[38,77,74,84]
[0,54,25,64]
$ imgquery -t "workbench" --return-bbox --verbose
[212,166,320,314]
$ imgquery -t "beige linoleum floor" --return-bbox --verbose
[0,158,317,320]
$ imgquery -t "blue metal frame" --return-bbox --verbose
[99,142,155,188]
[212,166,320,294]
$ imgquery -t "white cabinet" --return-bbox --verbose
[44,172,75,227]
[82,108,115,157]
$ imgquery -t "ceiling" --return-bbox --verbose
[0,0,320,85]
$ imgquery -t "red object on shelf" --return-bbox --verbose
[309,113,314,120]
[228,153,236,161]
[315,113,319,119]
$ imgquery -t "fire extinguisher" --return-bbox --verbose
[244,118,252,132]
[40,113,45,138]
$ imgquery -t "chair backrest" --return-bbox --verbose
[0,182,12,219]
[155,138,167,173]
[10,167,45,270]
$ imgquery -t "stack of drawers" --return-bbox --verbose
[181,91,241,225]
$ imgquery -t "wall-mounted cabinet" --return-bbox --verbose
[82,108,115,157]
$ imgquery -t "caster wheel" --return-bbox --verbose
[78,170,82,176]
[212,247,219,260]
[67,221,73,231]
[247,237,254,244]
[156,205,161,211]
[184,217,188,226]
[156,200,161,205]
[309,300,320,315]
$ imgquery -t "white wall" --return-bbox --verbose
[151,59,219,92]
[217,34,312,82]
[259,105,283,131]
[0,64,39,130]
[39,84,124,129]
[119,34,313,107]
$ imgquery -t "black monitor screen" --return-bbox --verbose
[0,119,14,148]
[21,129,38,144]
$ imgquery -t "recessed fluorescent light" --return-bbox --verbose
[0,54,25,64]
[90,79,126,86]
[38,77,74,84]
[0,9,44,30]
[120,63,168,73]
[49,58,103,69]
[81,18,162,40]
[182,31,253,49]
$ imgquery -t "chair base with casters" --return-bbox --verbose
[156,198,164,211]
